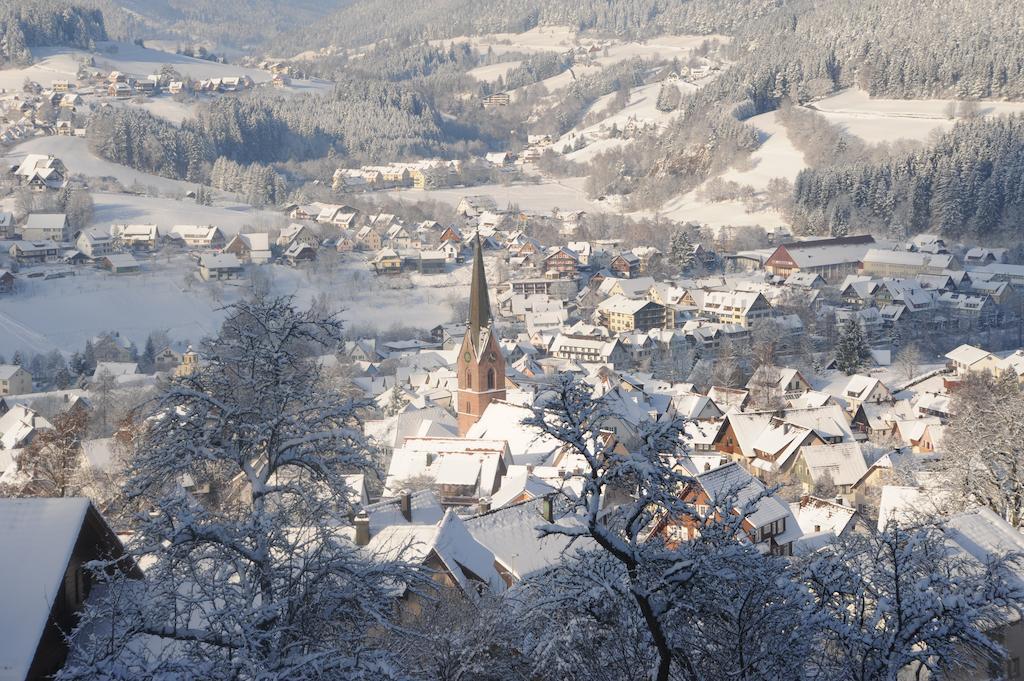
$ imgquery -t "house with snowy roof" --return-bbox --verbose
[362,509,507,602]
[0,405,52,449]
[224,233,272,264]
[652,461,802,556]
[0,498,141,680]
[789,442,868,499]
[384,437,512,506]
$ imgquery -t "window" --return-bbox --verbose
[1008,657,1021,679]
[487,368,495,390]
[466,371,472,389]
[696,504,709,516]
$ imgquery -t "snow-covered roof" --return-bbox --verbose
[489,469,557,509]
[695,462,791,528]
[0,405,52,450]
[945,343,991,366]
[0,497,91,680]
[0,364,24,381]
[465,401,563,466]
[366,509,506,595]
[798,442,868,487]
[790,496,857,536]
[466,498,592,580]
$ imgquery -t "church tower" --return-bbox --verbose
[457,235,506,435]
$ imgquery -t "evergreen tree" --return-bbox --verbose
[668,229,696,273]
[835,319,871,375]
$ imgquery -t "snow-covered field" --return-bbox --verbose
[119,97,200,125]
[379,177,612,215]
[563,80,698,163]
[89,193,283,234]
[0,257,467,355]
[0,43,330,96]
[720,110,806,190]
[807,88,1024,143]
[0,51,81,92]
[5,137,194,195]
[466,61,523,83]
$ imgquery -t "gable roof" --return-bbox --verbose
[0,498,91,680]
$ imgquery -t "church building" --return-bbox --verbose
[457,236,506,435]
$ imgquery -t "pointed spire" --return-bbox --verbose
[468,234,491,352]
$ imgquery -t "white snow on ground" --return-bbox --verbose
[644,192,788,232]
[89,193,283,234]
[431,26,577,56]
[0,43,331,95]
[807,87,1024,143]
[0,51,80,92]
[86,41,272,84]
[379,177,611,214]
[562,80,697,163]
[119,97,200,125]
[720,110,807,190]
[5,137,194,195]
[466,61,523,83]
[0,256,466,355]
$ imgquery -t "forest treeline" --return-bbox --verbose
[791,115,1024,240]
[0,0,106,64]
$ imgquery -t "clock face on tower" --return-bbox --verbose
[463,351,472,362]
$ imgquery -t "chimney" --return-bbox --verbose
[814,524,821,533]
[354,510,370,547]
[399,489,412,522]
[540,496,554,523]
[526,464,534,474]
[478,496,491,515]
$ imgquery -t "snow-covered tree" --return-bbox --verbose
[834,319,870,375]
[801,519,1024,680]
[937,372,1024,527]
[10,409,88,497]
[520,374,693,681]
[667,229,696,273]
[61,298,424,680]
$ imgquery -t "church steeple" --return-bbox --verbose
[456,235,505,436]
[468,234,491,352]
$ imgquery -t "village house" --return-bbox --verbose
[10,240,61,264]
[356,225,383,251]
[789,442,869,500]
[154,347,182,373]
[199,253,243,280]
[652,462,802,556]
[385,437,513,506]
[418,250,447,274]
[0,364,32,395]
[597,295,668,333]
[75,231,114,259]
[315,204,361,229]
[110,224,159,251]
[21,214,69,242]
[101,253,141,275]
[700,290,774,328]
[276,223,319,249]
[283,241,317,266]
[0,270,15,293]
[171,225,225,249]
[859,249,960,278]
[14,154,66,190]
[373,248,403,274]
[0,498,141,681]
[542,246,580,278]
[224,233,272,264]
[764,234,877,283]
[609,252,642,278]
